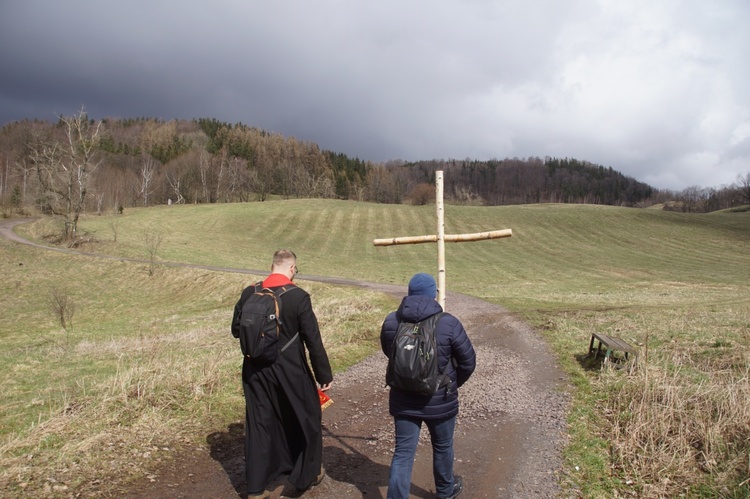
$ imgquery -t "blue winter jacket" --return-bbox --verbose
[380,295,476,420]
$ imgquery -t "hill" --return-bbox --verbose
[0,114,678,218]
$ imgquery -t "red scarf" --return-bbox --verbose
[262,273,295,288]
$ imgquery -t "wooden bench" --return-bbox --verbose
[588,333,638,365]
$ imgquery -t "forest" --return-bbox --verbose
[1,110,748,240]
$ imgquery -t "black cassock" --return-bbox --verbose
[232,283,333,494]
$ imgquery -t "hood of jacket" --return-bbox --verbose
[397,294,443,323]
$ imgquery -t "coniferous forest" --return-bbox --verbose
[1,111,748,240]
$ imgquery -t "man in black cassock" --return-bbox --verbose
[231,249,333,499]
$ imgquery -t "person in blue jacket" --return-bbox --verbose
[380,273,476,499]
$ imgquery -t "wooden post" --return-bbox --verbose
[436,171,446,308]
[373,170,512,311]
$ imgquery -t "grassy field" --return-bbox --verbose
[3,199,750,497]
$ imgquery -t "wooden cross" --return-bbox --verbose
[373,170,512,310]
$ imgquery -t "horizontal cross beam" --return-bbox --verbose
[373,228,512,247]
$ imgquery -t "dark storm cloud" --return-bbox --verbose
[1,0,748,190]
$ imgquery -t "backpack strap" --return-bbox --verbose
[424,313,451,391]
[280,332,299,352]
[270,284,300,353]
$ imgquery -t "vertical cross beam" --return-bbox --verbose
[373,170,512,310]
[436,170,446,308]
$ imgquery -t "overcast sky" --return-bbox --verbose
[1,1,748,191]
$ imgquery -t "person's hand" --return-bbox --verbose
[319,382,332,392]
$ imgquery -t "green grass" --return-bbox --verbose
[6,199,750,497]
[41,200,749,299]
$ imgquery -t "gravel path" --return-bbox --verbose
[122,288,571,499]
[1,219,571,498]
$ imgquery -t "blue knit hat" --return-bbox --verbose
[408,273,437,297]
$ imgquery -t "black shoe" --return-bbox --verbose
[439,475,463,499]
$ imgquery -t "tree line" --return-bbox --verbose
[1,109,748,240]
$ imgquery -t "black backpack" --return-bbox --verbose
[238,283,298,364]
[386,312,449,396]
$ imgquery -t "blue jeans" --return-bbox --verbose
[387,415,456,499]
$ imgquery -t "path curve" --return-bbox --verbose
[1,218,570,498]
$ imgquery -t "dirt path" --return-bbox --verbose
[2,219,570,498]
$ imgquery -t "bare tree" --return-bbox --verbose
[140,154,156,206]
[1,155,7,203]
[452,185,484,206]
[408,183,434,205]
[198,150,224,203]
[365,165,401,204]
[679,185,706,213]
[49,286,75,331]
[95,190,105,215]
[109,218,119,242]
[166,172,185,204]
[216,154,226,202]
[736,172,750,206]
[250,154,275,201]
[224,156,249,202]
[142,228,164,276]
[30,107,103,241]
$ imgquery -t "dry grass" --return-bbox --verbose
[0,292,392,496]
[605,350,750,497]
[0,233,395,497]
[553,298,750,497]
[0,321,235,495]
